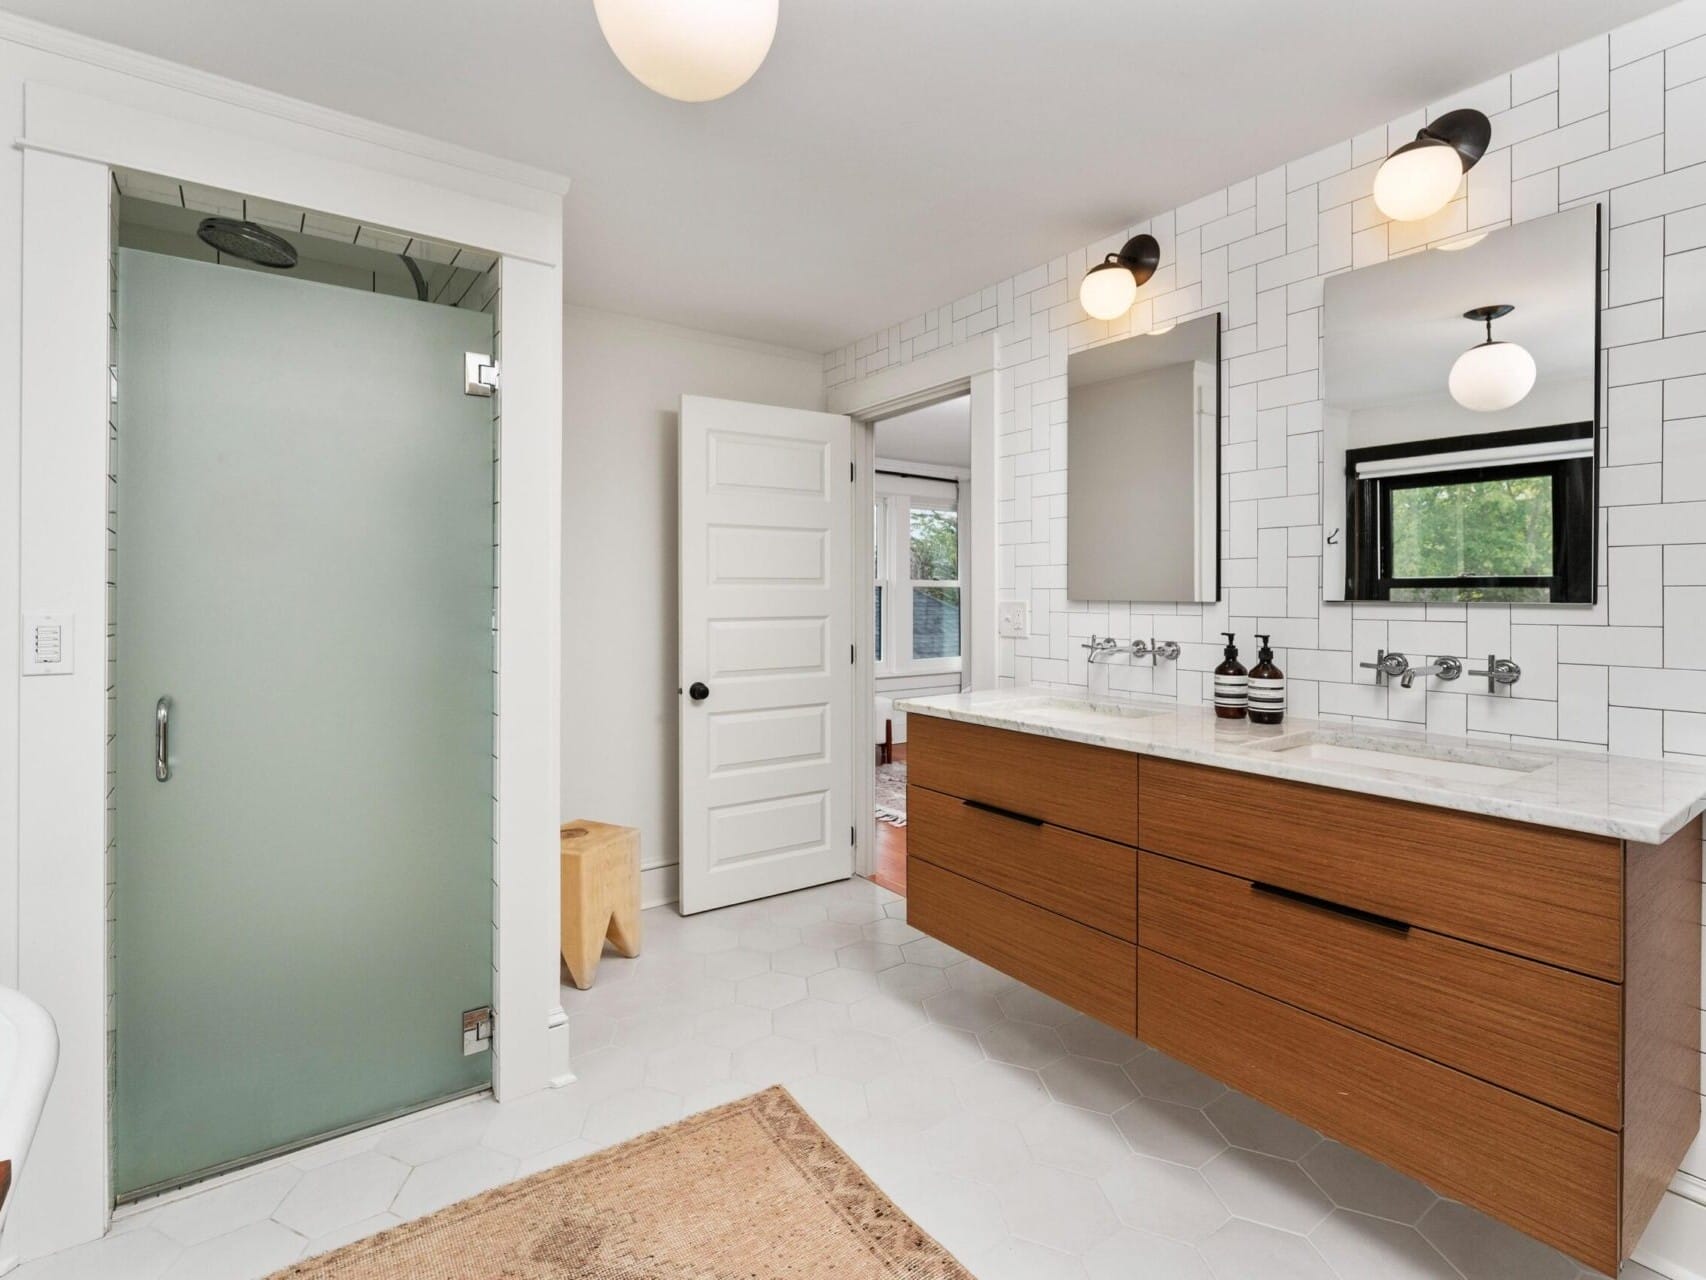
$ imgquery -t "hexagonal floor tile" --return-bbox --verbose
[1123,1050,1226,1107]
[1311,1208,1461,1279]
[691,1003,772,1049]
[993,1163,1122,1255]
[814,1028,903,1082]
[848,991,930,1037]
[1040,1055,1142,1114]
[1198,1218,1339,1280]
[158,1220,305,1280]
[900,936,966,968]
[1204,1089,1322,1160]
[862,916,924,945]
[1053,1013,1145,1065]
[1112,1096,1228,1167]
[644,1040,732,1096]
[978,1018,1067,1069]
[1300,1139,1437,1225]
[701,947,771,982]
[835,940,904,972]
[145,1165,302,1247]
[997,984,1082,1029]
[1200,1147,1333,1234]
[1417,1199,1585,1280]
[923,987,1008,1032]
[734,971,809,1010]
[1083,1227,1215,1280]
[1019,1102,1136,1178]
[737,923,802,952]
[798,920,866,949]
[273,1152,409,1240]
[579,1087,684,1149]
[923,1110,1034,1180]
[967,1235,1091,1280]
[770,996,853,1043]
[952,1059,1053,1120]
[1096,1153,1230,1243]
[876,962,952,1002]
[864,1066,962,1134]
[770,944,839,977]
[807,966,882,1004]
[480,1087,591,1159]
[390,1146,518,1220]
[729,1034,818,1085]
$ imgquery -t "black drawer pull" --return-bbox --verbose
[962,798,1044,826]
[1251,882,1410,934]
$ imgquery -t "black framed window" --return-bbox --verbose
[1347,424,1593,603]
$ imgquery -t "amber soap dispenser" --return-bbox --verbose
[1249,633,1286,725]
[1214,632,1248,719]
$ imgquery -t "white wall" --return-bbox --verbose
[824,0,1706,1266]
[562,306,824,908]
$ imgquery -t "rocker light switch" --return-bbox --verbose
[998,600,1030,639]
[23,612,73,675]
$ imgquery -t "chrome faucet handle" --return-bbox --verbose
[1400,655,1463,689]
[1129,639,1153,660]
[1081,634,1111,652]
[1358,649,1409,685]
[1468,654,1522,694]
[1152,639,1181,661]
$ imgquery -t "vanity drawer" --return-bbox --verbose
[910,785,1137,941]
[1138,851,1622,1127]
[1138,949,1621,1275]
[1138,756,1623,980]
[909,858,1137,1035]
[909,714,1138,845]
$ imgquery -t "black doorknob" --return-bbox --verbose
[689,682,710,702]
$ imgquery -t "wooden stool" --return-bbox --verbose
[560,820,642,990]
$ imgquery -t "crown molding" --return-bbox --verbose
[0,10,571,199]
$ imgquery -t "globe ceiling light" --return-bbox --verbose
[1078,234,1160,321]
[1448,305,1537,412]
[593,0,779,103]
[1373,108,1492,222]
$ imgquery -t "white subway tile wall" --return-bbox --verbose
[824,0,1706,1177]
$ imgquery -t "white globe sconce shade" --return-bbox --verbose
[1078,234,1160,321]
[593,0,780,103]
[1373,108,1491,223]
[1449,305,1537,412]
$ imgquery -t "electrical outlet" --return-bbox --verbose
[998,600,1030,639]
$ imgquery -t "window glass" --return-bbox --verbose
[912,586,960,660]
[1389,475,1553,580]
[909,507,958,579]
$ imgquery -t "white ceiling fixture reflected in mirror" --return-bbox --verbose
[593,0,779,102]
[1448,305,1537,412]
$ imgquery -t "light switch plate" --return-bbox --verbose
[998,599,1030,639]
[22,612,73,675]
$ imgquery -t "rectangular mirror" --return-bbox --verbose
[1067,312,1221,603]
[1323,205,1601,604]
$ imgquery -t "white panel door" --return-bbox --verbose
[679,395,854,914]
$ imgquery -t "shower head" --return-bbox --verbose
[196,217,298,269]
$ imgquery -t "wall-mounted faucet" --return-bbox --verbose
[1359,649,1409,686]
[1400,656,1462,689]
[1469,654,1522,693]
[1082,635,1180,666]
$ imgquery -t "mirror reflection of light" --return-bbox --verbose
[1148,320,1177,336]
[1434,231,1490,252]
[1450,339,1537,411]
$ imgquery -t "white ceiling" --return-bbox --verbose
[2,0,1671,352]
[876,396,970,468]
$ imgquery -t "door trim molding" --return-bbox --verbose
[829,334,999,881]
[10,72,564,1265]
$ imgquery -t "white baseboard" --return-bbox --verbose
[641,863,678,910]
[1633,1183,1706,1280]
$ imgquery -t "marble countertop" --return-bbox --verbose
[895,688,1706,844]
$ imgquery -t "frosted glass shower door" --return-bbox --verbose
[113,248,496,1197]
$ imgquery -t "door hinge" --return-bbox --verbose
[464,352,499,397]
[850,461,855,481]
[462,1005,494,1055]
[851,825,856,847]
[850,643,856,664]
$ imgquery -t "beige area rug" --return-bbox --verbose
[269,1086,972,1279]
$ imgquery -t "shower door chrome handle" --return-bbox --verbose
[155,697,171,782]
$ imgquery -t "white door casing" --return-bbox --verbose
[678,395,855,914]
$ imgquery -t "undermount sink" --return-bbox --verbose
[1007,696,1162,724]
[1242,729,1551,786]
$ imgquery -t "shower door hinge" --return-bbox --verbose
[462,1005,494,1055]
[464,352,499,398]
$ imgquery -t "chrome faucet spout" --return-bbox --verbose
[1400,656,1463,689]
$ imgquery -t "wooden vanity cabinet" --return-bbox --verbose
[905,714,1702,1277]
